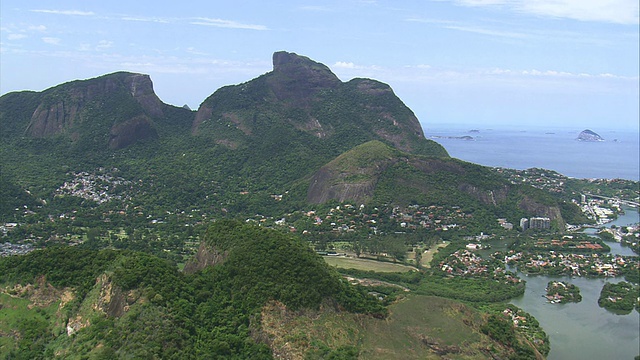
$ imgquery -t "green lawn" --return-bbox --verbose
[323,256,415,272]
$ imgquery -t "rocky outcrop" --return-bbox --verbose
[93,273,141,318]
[24,72,164,149]
[183,241,229,274]
[518,196,565,228]
[459,184,510,206]
[576,129,604,142]
[269,51,341,104]
[307,166,380,204]
[306,141,398,204]
[108,115,158,149]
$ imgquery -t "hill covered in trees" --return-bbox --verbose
[1,221,548,359]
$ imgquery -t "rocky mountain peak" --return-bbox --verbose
[268,51,341,102]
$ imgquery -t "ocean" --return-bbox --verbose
[424,124,640,181]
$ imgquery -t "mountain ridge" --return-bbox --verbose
[1,50,573,227]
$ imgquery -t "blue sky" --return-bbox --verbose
[1,0,638,130]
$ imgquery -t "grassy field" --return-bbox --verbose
[323,256,416,272]
[421,242,448,268]
[360,295,501,360]
[261,294,510,359]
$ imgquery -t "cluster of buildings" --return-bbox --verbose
[440,249,488,276]
[532,237,604,250]
[504,251,634,277]
[493,167,566,194]
[502,307,529,327]
[0,242,34,257]
[439,249,523,284]
[55,169,131,204]
[580,197,617,225]
[520,217,551,231]
[251,203,481,235]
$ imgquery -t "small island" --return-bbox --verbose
[545,281,582,303]
[431,135,474,140]
[576,129,604,142]
[597,281,639,314]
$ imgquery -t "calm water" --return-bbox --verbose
[504,208,639,360]
[510,275,639,360]
[427,124,640,358]
[425,125,640,181]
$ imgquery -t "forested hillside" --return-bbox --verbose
[0,221,387,358]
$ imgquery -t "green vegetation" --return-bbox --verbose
[545,281,582,303]
[323,256,416,273]
[0,221,386,358]
[2,52,638,359]
[598,281,639,314]
[360,296,489,359]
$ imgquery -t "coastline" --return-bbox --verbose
[423,125,640,181]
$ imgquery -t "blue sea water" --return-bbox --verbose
[424,124,640,181]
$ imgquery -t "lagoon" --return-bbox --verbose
[509,208,639,360]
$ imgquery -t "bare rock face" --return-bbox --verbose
[26,92,83,137]
[269,51,341,103]
[108,115,158,150]
[458,184,509,206]
[518,196,565,228]
[25,72,164,148]
[122,74,164,118]
[93,273,140,318]
[307,166,380,204]
[183,242,229,274]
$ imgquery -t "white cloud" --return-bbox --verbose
[120,16,172,24]
[42,37,61,45]
[454,0,639,24]
[28,25,47,32]
[96,40,113,51]
[190,18,268,31]
[444,25,528,38]
[334,61,356,69]
[299,5,334,12]
[520,0,639,24]
[8,34,27,40]
[484,67,638,80]
[333,61,382,71]
[31,9,95,16]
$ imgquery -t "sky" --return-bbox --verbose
[1,0,638,130]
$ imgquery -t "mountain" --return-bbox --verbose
[192,51,446,157]
[576,129,604,142]
[0,50,574,226]
[0,72,194,150]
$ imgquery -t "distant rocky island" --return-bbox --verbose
[576,129,604,142]
[431,135,474,140]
